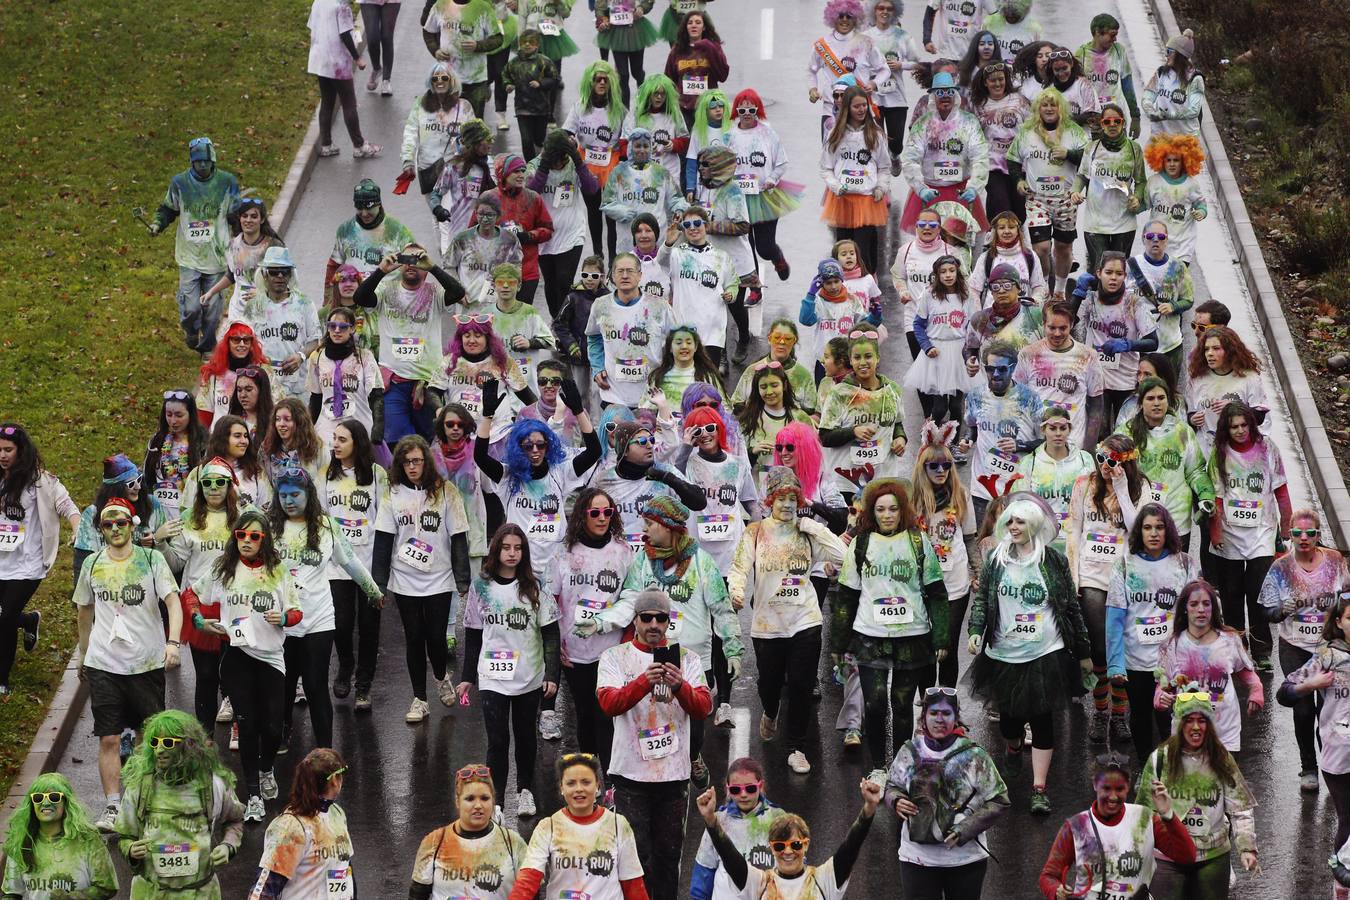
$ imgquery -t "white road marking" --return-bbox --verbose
[760,9,774,61]
[731,707,750,759]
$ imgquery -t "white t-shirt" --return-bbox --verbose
[74,547,178,676]
[486,459,588,579]
[307,0,355,80]
[662,242,739,350]
[258,806,355,899]
[586,292,675,408]
[375,483,471,596]
[1212,440,1286,561]
[0,484,44,580]
[373,276,453,383]
[738,860,847,900]
[464,577,560,696]
[229,291,322,399]
[597,641,706,782]
[1013,339,1105,450]
[306,348,382,444]
[520,809,644,900]
[319,465,386,579]
[555,539,632,665]
[839,530,944,639]
[682,450,759,571]
[196,562,299,674]
[1074,291,1158,392]
[1158,629,1255,751]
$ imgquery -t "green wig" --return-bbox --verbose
[122,710,236,796]
[691,89,731,146]
[634,74,684,131]
[4,772,104,874]
[579,60,627,132]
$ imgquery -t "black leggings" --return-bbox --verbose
[748,220,786,268]
[189,646,222,732]
[879,106,908,158]
[1207,554,1274,659]
[488,48,510,114]
[563,661,614,771]
[1151,854,1232,900]
[689,668,717,762]
[395,591,453,701]
[1126,668,1173,763]
[900,859,988,900]
[359,3,401,80]
[1328,769,1350,853]
[518,115,550,162]
[984,169,1025,223]
[0,578,40,687]
[918,391,964,428]
[584,186,618,262]
[1085,231,1135,276]
[220,647,284,795]
[725,287,751,352]
[283,631,336,748]
[612,49,646,108]
[754,627,822,750]
[860,663,936,769]
[832,225,880,275]
[709,634,732,706]
[332,580,382,693]
[481,687,542,799]
[1279,639,1318,773]
[937,593,970,687]
[1103,388,1133,430]
[999,710,1054,750]
[317,76,365,147]
[539,246,584,318]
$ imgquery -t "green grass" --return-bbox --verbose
[0,0,318,796]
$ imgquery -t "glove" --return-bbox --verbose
[726,655,742,680]
[958,188,977,204]
[559,377,584,414]
[645,463,670,483]
[918,187,939,204]
[432,205,452,223]
[967,634,982,655]
[1129,117,1141,139]
[1100,338,1132,355]
[808,275,823,296]
[481,377,503,417]
[1072,272,1097,298]
[573,618,600,638]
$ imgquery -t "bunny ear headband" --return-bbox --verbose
[919,419,958,449]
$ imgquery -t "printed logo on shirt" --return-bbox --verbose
[1007,38,1025,54]
[472,863,505,892]
[861,558,916,582]
[286,546,323,568]
[1000,579,1046,606]
[2,502,22,520]
[96,583,147,606]
[944,137,965,155]
[1156,448,1182,471]
[1102,320,1128,339]
[596,125,615,144]
[235,590,276,613]
[552,848,616,877]
[420,509,443,533]
[348,489,373,513]
[995,418,1020,439]
[841,55,858,73]
[1169,88,1186,104]
[960,1,976,14]
[24,877,76,892]
[1151,585,1179,611]
[1054,372,1081,394]
[749,150,767,169]
[628,325,651,347]
[698,270,719,289]
[748,845,774,869]
[641,187,660,204]
[363,247,383,266]
[568,567,623,593]
[669,579,693,602]
[1240,472,1265,494]
[1115,849,1145,879]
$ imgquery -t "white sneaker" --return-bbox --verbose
[95,800,119,833]
[244,795,266,823]
[260,769,279,801]
[517,789,537,817]
[353,142,383,159]
[229,722,239,752]
[216,697,233,723]
[438,676,458,708]
[380,79,393,96]
[714,703,734,728]
[539,710,562,741]
[405,697,430,723]
[759,713,777,741]
[787,750,812,774]
[293,679,307,706]
[366,69,380,92]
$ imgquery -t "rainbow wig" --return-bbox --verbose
[597,405,636,459]
[580,60,627,132]
[680,382,743,452]
[447,318,510,371]
[823,0,866,28]
[684,406,730,453]
[772,421,825,503]
[503,418,566,496]
[732,88,768,121]
[1144,133,1206,177]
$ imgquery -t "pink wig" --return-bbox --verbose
[823,0,866,28]
[773,421,824,502]
[447,319,510,371]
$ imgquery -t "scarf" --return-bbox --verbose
[843,265,863,279]
[820,282,851,305]
[437,437,474,477]
[1099,131,1127,152]
[645,531,698,583]
[325,341,356,418]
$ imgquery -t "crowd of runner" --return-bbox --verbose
[1,0,1345,897]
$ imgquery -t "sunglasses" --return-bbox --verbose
[126,478,142,492]
[101,518,133,530]
[849,330,879,341]
[148,736,183,750]
[587,506,616,519]
[770,839,810,853]
[774,443,795,453]
[327,321,354,332]
[753,360,784,372]
[456,764,492,782]
[234,529,265,542]
[1143,232,1167,241]
[200,476,231,489]
[263,268,292,277]
[915,220,940,229]
[1099,117,1125,126]
[30,791,65,805]
[924,686,958,697]
[631,436,655,447]
[1049,49,1073,60]
[538,376,564,387]
[431,75,453,83]
[228,335,254,343]
[561,752,599,763]
[1175,691,1211,704]
[689,423,719,438]
[735,107,759,116]
[931,88,958,98]
[163,390,190,401]
[1095,451,1128,468]
[443,420,466,431]
[925,461,952,472]
[1289,528,1320,537]
[637,612,671,624]
[579,272,605,280]
[520,440,549,450]
[237,366,262,378]
[983,364,1013,373]
[681,220,706,230]
[454,314,494,325]
[726,782,761,796]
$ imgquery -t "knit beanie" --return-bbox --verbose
[634,588,672,615]
[763,466,803,505]
[611,421,650,460]
[102,454,141,485]
[640,495,690,532]
[460,119,492,149]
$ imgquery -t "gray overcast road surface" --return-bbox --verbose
[56,0,1332,897]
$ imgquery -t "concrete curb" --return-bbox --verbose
[1143,0,1350,549]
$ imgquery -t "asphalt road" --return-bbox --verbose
[55,0,1333,897]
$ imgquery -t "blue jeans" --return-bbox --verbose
[384,378,433,446]
[177,267,223,351]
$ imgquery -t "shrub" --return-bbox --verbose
[1284,204,1350,275]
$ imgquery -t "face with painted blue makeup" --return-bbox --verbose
[278,485,308,519]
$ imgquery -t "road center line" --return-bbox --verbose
[759,9,774,61]
[731,708,750,760]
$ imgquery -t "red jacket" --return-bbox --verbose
[474,187,554,281]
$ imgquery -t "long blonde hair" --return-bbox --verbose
[1025,87,1086,150]
[910,442,970,527]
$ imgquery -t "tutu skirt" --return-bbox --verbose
[587,154,622,189]
[821,191,889,229]
[597,18,660,51]
[902,336,968,395]
[659,7,682,42]
[899,181,989,233]
[540,31,580,59]
[964,648,1086,721]
[746,181,805,223]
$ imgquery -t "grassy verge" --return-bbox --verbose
[0,0,317,795]
[1171,0,1350,482]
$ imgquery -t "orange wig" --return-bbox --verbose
[1144,133,1205,177]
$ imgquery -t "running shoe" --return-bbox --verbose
[380,79,393,96]
[759,714,777,741]
[787,750,811,774]
[353,143,384,159]
[691,755,711,790]
[22,610,39,653]
[438,676,459,708]
[713,703,734,728]
[539,709,563,740]
[517,789,537,817]
[1301,770,1320,793]
[229,722,239,752]
[1088,709,1108,743]
[842,728,862,748]
[733,342,750,365]
[216,697,234,723]
[745,286,762,308]
[333,669,352,699]
[1110,714,1132,743]
[890,158,902,178]
[354,691,372,712]
[95,800,120,833]
[1003,744,1023,772]
[406,697,429,723]
[0,685,8,698]
[498,119,511,132]
[260,769,279,801]
[1029,787,1052,815]
[1024,722,1034,747]
[294,679,307,706]
[986,706,1000,722]
[1254,657,1274,674]
[318,145,340,158]
[773,257,790,281]
[367,70,380,92]
[244,795,266,823]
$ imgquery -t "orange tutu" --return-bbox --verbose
[821,191,889,229]
[587,154,622,190]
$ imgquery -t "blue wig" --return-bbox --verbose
[504,418,566,496]
[596,405,637,460]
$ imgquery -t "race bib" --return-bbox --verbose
[625,531,646,552]
[585,145,615,167]
[154,483,182,507]
[328,864,355,899]
[1085,531,1122,560]
[683,75,709,96]
[526,513,561,541]
[736,172,761,195]
[695,514,735,542]
[1009,612,1043,642]
[873,596,914,625]
[229,616,257,648]
[614,357,647,382]
[514,355,533,385]
[934,159,961,180]
[1035,175,1066,196]
[876,78,898,94]
[1134,613,1171,645]
[609,8,634,25]
[676,0,699,11]
[840,168,870,192]
[336,517,371,546]
[667,607,683,638]
[851,440,882,466]
[0,523,24,551]
[399,537,436,572]
[391,337,425,358]
[1225,498,1262,526]
[1180,805,1209,835]
[986,450,1018,475]
[773,576,806,604]
[482,649,519,680]
[458,387,483,418]
[1294,610,1326,641]
[186,220,214,244]
[539,19,561,35]
[150,842,199,876]
[574,597,610,626]
[638,723,678,760]
[934,541,956,572]
[1098,350,1117,365]
[554,181,576,207]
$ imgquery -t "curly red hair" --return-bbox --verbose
[1144,133,1205,177]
